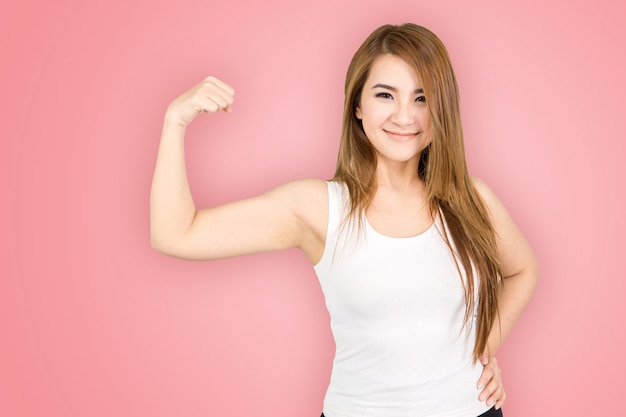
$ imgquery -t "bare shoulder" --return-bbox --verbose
[275,178,328,201]
[268,178,328,217]
[471,176,512,222]
[471,176,538,278]
[471,176,499,209]
[278,177,329,227]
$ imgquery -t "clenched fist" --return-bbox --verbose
[165,76,235,127]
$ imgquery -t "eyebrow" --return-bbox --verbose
[372,83,424,94]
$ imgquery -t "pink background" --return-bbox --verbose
[2,0,625,416]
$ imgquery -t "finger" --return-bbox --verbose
[202,103,221,114]
[487,387,505,409]
[476,367,493,390]
[205,76,235,96]
[202,95,230,112]
[477,355,498,390]
[196,83,234,114]
[203,89,233,111]
[194,90,231,114]
[494,390,506,410]
[200,77,235,106]
[478,375,496,401]
[479,377,501,405]
[190,96,219,114]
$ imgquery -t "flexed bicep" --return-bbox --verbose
[151,76,327,263]
[155,179,328,262]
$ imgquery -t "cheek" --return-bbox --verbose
[420,113,432,133]
[361,103,386,127]
[360,121,375,141]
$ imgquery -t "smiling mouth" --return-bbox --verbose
[385,130,418,142]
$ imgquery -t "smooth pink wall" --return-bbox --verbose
[2,0,625,416]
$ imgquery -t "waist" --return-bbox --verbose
[324,355,487,417]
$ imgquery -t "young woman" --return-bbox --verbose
[150,23,538,417]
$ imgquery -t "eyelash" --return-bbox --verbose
[375,92,426,102]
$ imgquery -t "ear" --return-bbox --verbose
[355,105,362,120]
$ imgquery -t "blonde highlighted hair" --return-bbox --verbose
[332,23,502,361]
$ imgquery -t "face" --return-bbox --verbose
[356,54,432,167]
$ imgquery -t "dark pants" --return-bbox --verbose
[321,407,502,417]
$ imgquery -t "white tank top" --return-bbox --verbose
[314,181,491,417]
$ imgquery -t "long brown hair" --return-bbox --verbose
[332,23,502,361]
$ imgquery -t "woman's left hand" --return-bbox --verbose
[477,353,506,410]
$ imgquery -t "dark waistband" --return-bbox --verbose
[320,407,502,417]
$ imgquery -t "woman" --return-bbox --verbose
[150,23,538,417]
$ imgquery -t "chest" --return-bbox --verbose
[365,191,433,238]
[320,222,468,324]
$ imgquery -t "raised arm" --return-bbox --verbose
[150,77,327,262]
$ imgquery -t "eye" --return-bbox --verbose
[375,92,393,100]
[416,95,426,103]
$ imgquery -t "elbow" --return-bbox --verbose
[150,212,200,259]
[150,235,164,253]
[529,249,540,280]
[150,226,181,257]
[523,252,540,295]
[150,232,172,255]
[150,235,187,259]
[149,218,182,257]
[532,254,540,287]
[502,252,540,293]
[150,231,208,261]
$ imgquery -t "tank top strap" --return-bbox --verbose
[314,181,347,271]
[326,181,346,232]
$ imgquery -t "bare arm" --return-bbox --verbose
[150,77,327,261]
[473,177,539,355]
[473,177,539,409]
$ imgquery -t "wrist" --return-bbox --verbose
[162,115,189,133]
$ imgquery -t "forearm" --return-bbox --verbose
[487,262,539,355]
[150,119,197,252]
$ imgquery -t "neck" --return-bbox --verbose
[374,159,422,193]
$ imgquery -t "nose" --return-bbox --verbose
[390,100,416,126]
